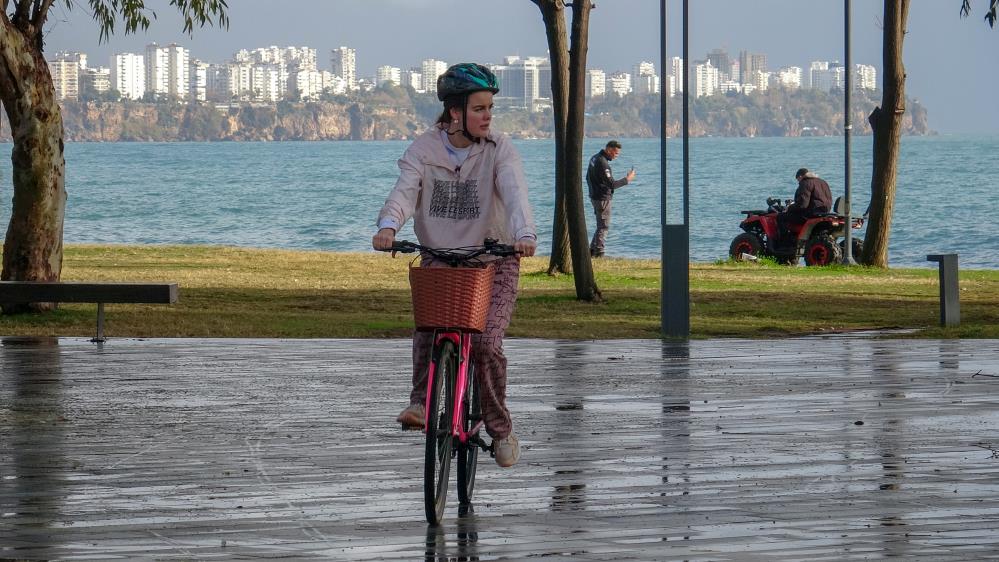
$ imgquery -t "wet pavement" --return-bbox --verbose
[2,336,999,561]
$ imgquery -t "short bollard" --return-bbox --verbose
[926,254,960,327]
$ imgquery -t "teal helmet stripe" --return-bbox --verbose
[437,63,500,101]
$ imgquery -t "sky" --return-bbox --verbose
[41,0,999,134]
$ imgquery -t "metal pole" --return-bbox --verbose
[659,0,668,332]
[662,0,690,337]
[842,0,857,264]
[659,0,690,338]
[682,0,690,230]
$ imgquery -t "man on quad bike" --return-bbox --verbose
[776,168,833,247]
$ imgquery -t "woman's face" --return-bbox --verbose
[451,91,494,138]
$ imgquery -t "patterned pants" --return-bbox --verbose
[410,256,521,440]
[589,198,613,254]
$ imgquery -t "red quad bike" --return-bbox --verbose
[729,196,866,266]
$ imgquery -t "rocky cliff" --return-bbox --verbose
[0,88,931,142]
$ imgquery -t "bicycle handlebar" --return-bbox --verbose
[379,238,518,267]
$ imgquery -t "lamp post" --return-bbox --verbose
[660,0,690,337]
[842,0,858,264]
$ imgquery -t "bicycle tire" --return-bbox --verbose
[457,363,480,504]
[425,339,456,524]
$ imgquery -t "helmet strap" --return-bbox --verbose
[460,102,479,143]
[444,95,480,144]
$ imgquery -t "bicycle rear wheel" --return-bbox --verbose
[457,364,480,505]
[425,339,456,524]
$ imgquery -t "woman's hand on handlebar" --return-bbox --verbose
[372,228,396,251]
[515,238,537,258]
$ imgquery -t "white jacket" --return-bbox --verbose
[377,126,536,249]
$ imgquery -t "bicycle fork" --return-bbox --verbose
[425,331,493,455]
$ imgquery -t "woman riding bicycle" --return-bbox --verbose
[371,63,537,468]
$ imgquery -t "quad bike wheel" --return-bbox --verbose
[840,237,864,260]
[804,234,843,266]
[729,233,764,260]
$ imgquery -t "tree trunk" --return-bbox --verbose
[534,0,572,276]
[565,0,600,301]
[863,0,909,267]
[0,21,68,312]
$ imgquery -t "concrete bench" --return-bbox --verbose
[0,281,179,342]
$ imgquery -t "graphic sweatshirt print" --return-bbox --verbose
[376,126,537,250]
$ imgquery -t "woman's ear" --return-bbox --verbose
[449,107,462,124]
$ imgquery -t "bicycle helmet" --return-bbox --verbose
[436,63,500,101]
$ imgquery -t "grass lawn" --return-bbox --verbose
[1,244,996,339]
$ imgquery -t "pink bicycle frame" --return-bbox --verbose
[422,330,484,445]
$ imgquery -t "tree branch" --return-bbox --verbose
[12,0,31,27]
[0,15,26,107]
[31,0,54,29]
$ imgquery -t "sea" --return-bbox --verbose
[0,134,995,269]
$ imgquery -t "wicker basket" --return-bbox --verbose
[409,264,495,333]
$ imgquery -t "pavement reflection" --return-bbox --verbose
[2,337,64,558]
[424,504,479,561]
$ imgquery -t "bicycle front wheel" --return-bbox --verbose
[425,339,456,524]
[457,364,480,505]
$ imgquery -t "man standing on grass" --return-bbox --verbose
[586,140,636,258]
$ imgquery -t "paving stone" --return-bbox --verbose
[1,336,998,560]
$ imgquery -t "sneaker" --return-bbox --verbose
[396,403,425,428]
[493,434,521,467]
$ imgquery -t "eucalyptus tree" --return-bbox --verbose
[864,0,995,267]
[530,0,601,301]
[0,0,228,312]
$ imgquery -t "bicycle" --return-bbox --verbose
[380,238,518,525]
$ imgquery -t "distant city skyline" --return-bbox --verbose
[41,0,999,133]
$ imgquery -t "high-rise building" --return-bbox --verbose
[79,67,111,97]
[421,59,449,96]
[586,69,606,98]
[401,68,423,91]
[490,56,550,111]
[776,66,803,89]
[251,64,284,101]
[606,72,631,96]
[808,60,829,89]
[145,43,189,100]
[706,49,732,81]
[189,59,209,101]
[694,60,719,98]
[111,53,145,100]
[54,51,87,70]
[375,65,401,87]
[632,61,659,95]
[236,46,316,73]
[739,51,767,85]
[205,63,231,101]
[48,52,86,100]
[669,56,684,93]
[749,70,770,93]
[810,61,846,92]
[855,64,877,90]
[48,60,79,100]
[331,46,357,90]
[290,69,336,100]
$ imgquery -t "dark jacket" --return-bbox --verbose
[792,173,833,216]
[586,149,629,201]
